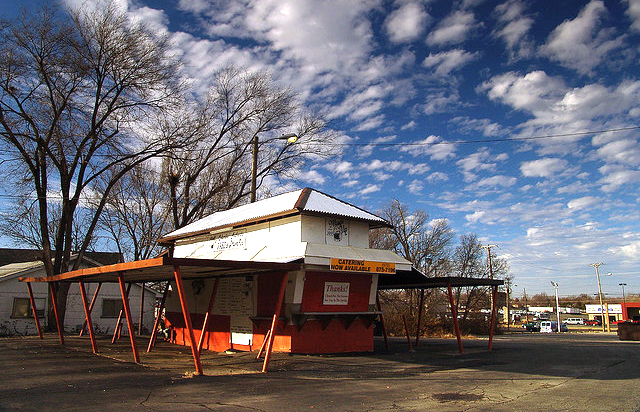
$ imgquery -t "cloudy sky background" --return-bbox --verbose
[5,0,640,298]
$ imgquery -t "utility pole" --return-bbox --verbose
[551,281,561,333]
[619,283,627,304]
[504,278,512,330]
[523,288,529,323]
[590,262,608,332]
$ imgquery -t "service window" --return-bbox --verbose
[101,299,123,318]
[11,297,45,318]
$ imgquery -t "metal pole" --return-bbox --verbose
[26,283,43,339]
[197,278,220,354]
[256,328,271,359]
[118,275,140,364]
[49,283,64,344]
[551,281,561,333]
[402,315,413,350]
[447,283,464,354]
[112,283,131,344]
[488,285,497,350]
[138,282,145,336]
[250,136,258,203]
[79,282,101,337]
[78,280,98,354]
[376,294,389,350]
[173,265,203,375]
[262,274,288,373]
[591,263,607,332]
[147,282,170,353]
[415,289,425,346]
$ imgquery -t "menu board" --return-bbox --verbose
[213,276,255,346]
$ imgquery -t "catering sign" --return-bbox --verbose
[329,258,396,274]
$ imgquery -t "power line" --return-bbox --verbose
[330,125,640,146]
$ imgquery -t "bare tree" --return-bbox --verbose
[0,3,183,328]
[163,66,336,230]
[97,163,168,262]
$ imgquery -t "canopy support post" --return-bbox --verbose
[173,265,203,375]
[262,273,288,373]
[376,293,389,350]
[447,283,464,354]
[112,283,131,344]
[197,277,220,354]
[26,282,43,339]
[49,282,64,344]
[415,288,425,347]
[78,280,98,354]
[79,282,101,337]
[118,275,140,363]
[147,282,170,353]
[488,285,498,350]
[138,282,145,336]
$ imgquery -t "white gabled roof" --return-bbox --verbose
[161,188,389,242]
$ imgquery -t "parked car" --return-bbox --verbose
[540,321,568,333]
[584,319,602,326]
[565,318,584,325]
[522,322,540,332]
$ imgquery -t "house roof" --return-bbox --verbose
[159,188,390,243]
[0,254,108,283]
[0,249,122,267]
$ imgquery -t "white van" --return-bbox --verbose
[540,321,553,333]
[565,318,584,325]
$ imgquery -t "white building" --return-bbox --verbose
[0,251,158,336]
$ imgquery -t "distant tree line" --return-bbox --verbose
[371,201,510,337]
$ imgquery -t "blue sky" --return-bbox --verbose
[4,0,640,298]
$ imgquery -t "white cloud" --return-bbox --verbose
[300,169,326,185]
[385,3,431,43]
[399,135,457,161]
[542,1,625,74]
[492,0,534,58]
[476,175,517,187]
[450,116,506,137]
[520,158,568,178]
[567,196,600,210]
[456,148,497,178]
[360,184,381,195]
[598,165,640,192]
[423,49,479,76]
[466,210,485,223]
[401,120,417,131]
[625,0,640,31]
[408,179,423,194]
[422,91,461,114]
[427,172,449,182]
[427,10,477,46]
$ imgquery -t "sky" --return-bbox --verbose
[3,0,640,299]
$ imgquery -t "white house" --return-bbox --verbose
[0,250,158,336]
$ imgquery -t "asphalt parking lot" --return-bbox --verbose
[1,332,639,411]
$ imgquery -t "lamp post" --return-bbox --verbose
[590,263,607,332]
[250,133,298,203]
[619,283,627,304]
[550,281,561,333]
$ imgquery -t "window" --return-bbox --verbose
[11,297,45,318]
[101,299,123,318]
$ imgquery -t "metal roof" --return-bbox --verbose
[160,188,389,242]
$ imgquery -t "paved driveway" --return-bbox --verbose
[0,332,638,411]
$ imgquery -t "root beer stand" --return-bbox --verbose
[19,188,502,374]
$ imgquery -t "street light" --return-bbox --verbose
[550,281,561,333]
[590,262,608,332]
[619,283,627,304]
[250,133,299,203]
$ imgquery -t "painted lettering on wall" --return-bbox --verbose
[210,229,247,251]
[329,258,396,274]
[323,282,350,305]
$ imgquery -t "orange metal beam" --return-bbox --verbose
[197,277,220,354]
[26,283,43,339]
[173,265,203,375]
[262,273,288,373]
[147,282,170,353]
[447,283,464,354]
[78,280,98,354]
[118,275,140,363]
[49,283,64,344]
[402,315,413,350]
[256,329,271,359]
[79,282,101,337]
